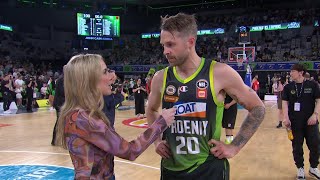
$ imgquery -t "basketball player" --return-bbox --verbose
[55,54,176,179]
[282,64,320,180]
[147,13,265,180]
[222,94,238,144]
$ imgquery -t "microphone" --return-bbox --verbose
[163,81,179,108]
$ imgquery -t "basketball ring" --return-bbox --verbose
[237,58,244,67]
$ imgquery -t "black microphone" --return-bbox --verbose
[163,81,179,108]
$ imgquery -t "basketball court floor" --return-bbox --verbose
[0,100,318,180]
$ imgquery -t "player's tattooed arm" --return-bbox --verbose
[229,93,265,149]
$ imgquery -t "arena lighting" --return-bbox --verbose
[43,2,57,5]
[0,24,13,32]
[141,28,225,38]
[236,22,301,32]
[20,0,35,3]
[111,7,124,10]
[147,0,235,9]
[250,22,300,31]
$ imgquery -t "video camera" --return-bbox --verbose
[111,79,123,92]
[30,76,36,82]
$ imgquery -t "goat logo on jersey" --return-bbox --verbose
[174,102,206,118]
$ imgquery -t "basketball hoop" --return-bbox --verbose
[237,58,243,67]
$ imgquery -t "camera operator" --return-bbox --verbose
[26,76,37,112]
[103,72,126,129]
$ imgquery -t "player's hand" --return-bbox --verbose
[224,103,231,109]
[208,139,240,159]
[283,118,291,128]
[307,114,318,125]
[155,140,171,159]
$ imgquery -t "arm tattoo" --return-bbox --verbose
[229,88,255,109]
[229,94,239,103]
[229,94,247,109]
[231,106,265,148]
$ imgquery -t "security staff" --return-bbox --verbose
[282,63,320,180]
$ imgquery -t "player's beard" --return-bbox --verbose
[167,53,188,67]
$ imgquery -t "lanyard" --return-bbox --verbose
[294,81,304,98]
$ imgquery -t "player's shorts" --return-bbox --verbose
[161,157,229,180]
[222,104,237,129]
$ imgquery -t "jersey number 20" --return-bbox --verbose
[176,136,200,154]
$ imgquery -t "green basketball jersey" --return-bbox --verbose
[161,58,224,173]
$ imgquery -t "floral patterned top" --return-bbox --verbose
[65,109,167,179]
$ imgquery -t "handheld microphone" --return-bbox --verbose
[163,81,179,107]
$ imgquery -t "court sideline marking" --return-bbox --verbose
[0,150,160,170]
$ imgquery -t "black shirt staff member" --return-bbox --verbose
[133,78,146,118]
[26,76,37,112]
[282,63,320,180]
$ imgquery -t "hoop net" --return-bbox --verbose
[237,58,244,67]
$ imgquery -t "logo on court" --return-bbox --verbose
[0,165,74,180]
[122,117,148,128]
[0,124,13,128]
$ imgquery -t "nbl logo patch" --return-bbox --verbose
[196,79,208,99]
[196,79,208,89]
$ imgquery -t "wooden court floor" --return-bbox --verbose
[0,101,318,180]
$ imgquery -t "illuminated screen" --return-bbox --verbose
[77,13,120,38]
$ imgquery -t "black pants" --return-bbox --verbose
[51,108,60,145]
[291,122,319,168]
[3,92,12,111]
[26,94,33,111]
[135,95,145,115]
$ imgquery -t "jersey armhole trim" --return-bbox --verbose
[161,67,169,101]
[209,61,224,107]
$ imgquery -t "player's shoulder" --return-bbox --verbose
[152,68,167,84]
[153,68,166,79]
[211,61,234,75]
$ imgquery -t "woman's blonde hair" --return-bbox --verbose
[56,54,109,149]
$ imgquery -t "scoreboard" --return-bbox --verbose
[77,13,120,39]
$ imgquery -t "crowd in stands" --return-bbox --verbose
[104,8,320,65]
[0,56,61,112]
[0,8,319,67]
[1,7,319,112]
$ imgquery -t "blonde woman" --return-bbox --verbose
[56,54,176,180]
